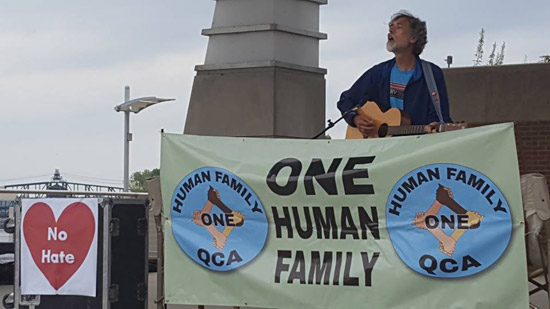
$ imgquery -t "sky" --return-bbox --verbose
[1,0,549,188]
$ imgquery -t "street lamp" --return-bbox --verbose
[445,55,453,68]
[114,86,174,191]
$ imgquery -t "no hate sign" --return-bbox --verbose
[21,199,98,297]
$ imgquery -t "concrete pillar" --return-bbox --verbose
[184,0,328,138]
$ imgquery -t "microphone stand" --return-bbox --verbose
[311,107,357,139]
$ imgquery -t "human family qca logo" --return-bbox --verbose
[386,163,512,278]
[171,167,268,271]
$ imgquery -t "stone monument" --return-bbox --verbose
[184,0,327,138]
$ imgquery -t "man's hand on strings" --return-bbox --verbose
[354,115,375,138]
[424,122,440,134]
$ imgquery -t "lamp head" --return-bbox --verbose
[114,97,175,113]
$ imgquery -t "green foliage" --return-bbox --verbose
[473,28,485,66]
[487,42,497,66]
[473,28,505,66]
[130,168,160,192]
[540,55,550,63]
[495,42,505,65]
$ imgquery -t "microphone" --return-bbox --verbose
[311,106,360,139]
[341,106,359,117]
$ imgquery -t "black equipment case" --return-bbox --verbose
[11,198,148,309]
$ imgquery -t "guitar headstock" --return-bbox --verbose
[441,122,468,132]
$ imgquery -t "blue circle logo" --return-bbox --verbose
[386,163,512,278]
[170,167,268,271]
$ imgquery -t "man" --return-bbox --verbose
[337,10,452,138]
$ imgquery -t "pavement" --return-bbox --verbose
[530,279,550,309]
[1,274,549,308]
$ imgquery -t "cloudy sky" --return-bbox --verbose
[1,0,548,188]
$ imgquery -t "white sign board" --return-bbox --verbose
[21,198,98,296]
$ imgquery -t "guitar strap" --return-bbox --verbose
[420,60,445,124]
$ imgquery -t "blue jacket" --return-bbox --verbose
[337,58,452,126]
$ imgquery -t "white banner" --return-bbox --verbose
[21,198,98,297]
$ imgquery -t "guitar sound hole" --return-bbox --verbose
[378,123,389,138]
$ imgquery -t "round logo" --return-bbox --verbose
[170,167,268,271]
[386,163,512,278]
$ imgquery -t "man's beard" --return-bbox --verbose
[386,41,396,53]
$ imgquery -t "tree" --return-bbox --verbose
[473,28,485,66]
[130,168,160,192]
[495,42,505,65]
[487,42,497,66]
[474,28,505,66]
[540,55,550,63]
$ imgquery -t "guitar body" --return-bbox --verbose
[345,102,410,139]
[345,101,467,139]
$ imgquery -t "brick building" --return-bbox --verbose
[444,63,550,191]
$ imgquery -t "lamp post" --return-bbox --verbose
[445,55,453,68]
[114,86,174,191]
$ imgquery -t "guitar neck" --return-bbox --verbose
[387,125,426,136]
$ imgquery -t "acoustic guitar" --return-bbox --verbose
[345,101,467,139]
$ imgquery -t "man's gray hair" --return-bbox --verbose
[390,10,428,56]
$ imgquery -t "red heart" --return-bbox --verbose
[23,202,95,290]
